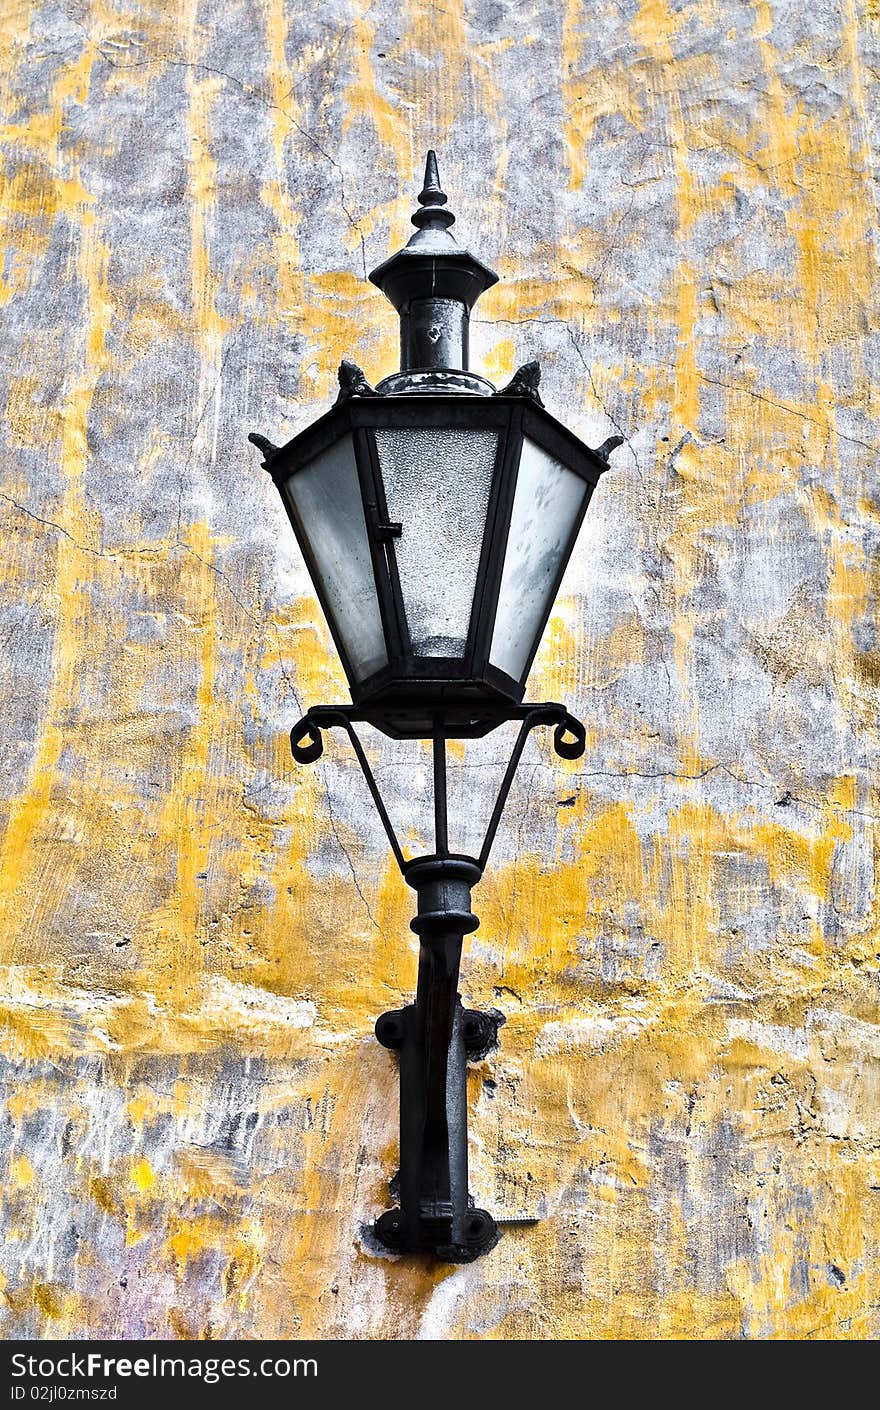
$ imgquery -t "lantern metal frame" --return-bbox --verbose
[256,393,609,741]
[247,151,622,1263]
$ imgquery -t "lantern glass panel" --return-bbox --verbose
[283,434,388,683]
[489,436,587,682]
[375,426,498,657]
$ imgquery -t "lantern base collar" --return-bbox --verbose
[375,367,495,397]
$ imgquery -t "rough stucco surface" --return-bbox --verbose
[0,0,879,1341]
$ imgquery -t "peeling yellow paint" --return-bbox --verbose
[130,1158,155,1194]
[10,1155,34,1188]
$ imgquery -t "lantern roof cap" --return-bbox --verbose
[369,150,498,312]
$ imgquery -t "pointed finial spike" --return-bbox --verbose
[420,150,444,203]
[412,149,454,230]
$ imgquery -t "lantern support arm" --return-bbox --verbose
[290,707,408,873]
[476,705,585,869]
[289,701,586,877]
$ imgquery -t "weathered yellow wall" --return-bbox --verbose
[1,0,879,1339]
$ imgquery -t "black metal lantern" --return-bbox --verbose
[250,152,622,1262]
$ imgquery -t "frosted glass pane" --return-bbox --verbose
[375,427,498,657]
[284,435,388,683]
[489,437,587,681]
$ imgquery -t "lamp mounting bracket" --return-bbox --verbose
[287,699,586,1259]
[289,700,586,876]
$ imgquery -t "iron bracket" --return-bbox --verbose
[287,700,585,1260]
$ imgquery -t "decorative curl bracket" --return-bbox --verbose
[289,701,586,876]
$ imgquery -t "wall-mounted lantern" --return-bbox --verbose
[249,152,622,1262]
